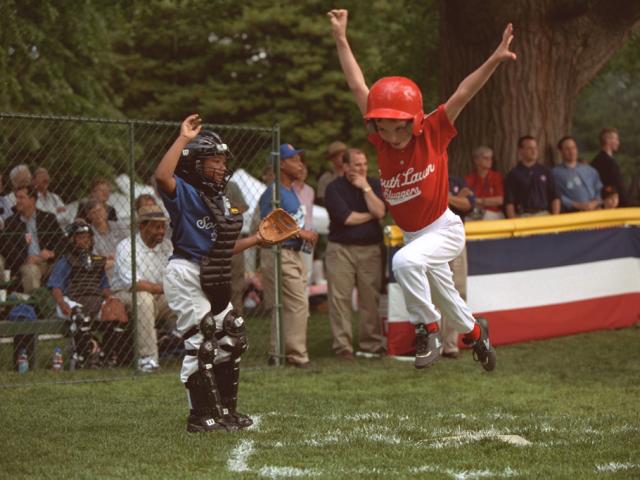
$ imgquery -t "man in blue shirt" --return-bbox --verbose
[505,136,560,218]
[552,136,602,212]
[324,148,386,360]
[259,143,319,369]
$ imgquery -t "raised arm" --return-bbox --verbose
[154,114,202,195]
[328,9,369,116]
[444,23,517,124]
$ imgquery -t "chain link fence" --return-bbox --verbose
[0,113,278,383]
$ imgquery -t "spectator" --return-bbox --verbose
[225,180,250,316]
[77,176,118,222]
[85,200,127,280]
[292,159,316,284]
[261,164,275,185]
[33,167,68,225]
[47,220,127,367]
[552,136,602,212]
[441,176,475,359]
[111,205,176,373]
[1,164,33,222]
[135,193,158,212]
[317,141,347,206]
[259,143,319,369]
[591,128,627,207]
[464,146,504,220]
[602,185,620,209]
[324,148,386,360]
[0,185,64,293]
[504,136,560,218]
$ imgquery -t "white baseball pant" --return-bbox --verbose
[392,208,476,335]
[163,258,234,383]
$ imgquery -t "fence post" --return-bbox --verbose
[272,125,284,366]
[128,121,139,370]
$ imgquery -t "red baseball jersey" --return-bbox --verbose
[368,104,457,232]
[464,170,504,212]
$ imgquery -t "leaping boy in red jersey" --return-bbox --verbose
[328,9,516,370]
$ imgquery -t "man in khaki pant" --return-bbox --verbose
[324,148,386,360]
[258,143,319,368]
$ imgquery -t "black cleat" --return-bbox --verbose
[186,414,238,433]
[466,317,496,372]
[414,324,441,369]
[227,411,253,429]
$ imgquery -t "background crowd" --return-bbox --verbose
[0,124,636,371]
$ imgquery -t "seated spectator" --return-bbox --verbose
[135,193,158,212]
[0,185,64,293]
[111,205,176,373]
[602,185,620,209]
[85,200,128,279]
[464,146,504,220]
[591,128,627,207]
[77,176,118,222]
[47,220,127,367]
[33,167,68,225]
[552,136,602,212]
[1,164,33,222]
[504,136,560,218]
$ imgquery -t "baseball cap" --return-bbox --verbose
[138,205,168,223]
[327,141,347,158]
[279,144,304,160]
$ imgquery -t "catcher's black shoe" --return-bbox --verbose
[186,413,238,433]
[414,324,441,369]
[227,411,253,429]
[466,317,496,372]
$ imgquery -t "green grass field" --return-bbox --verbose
[1,314,639,479]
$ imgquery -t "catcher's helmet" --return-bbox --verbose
[176,130,233,195]
[65,219,93,252]
[365,77,424,136]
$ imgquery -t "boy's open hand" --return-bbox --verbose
[180,114,202,140]
[327,9,348,39]
[494,23,517,63]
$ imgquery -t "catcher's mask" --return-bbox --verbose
[176,130,233,196]
[65,219,94,253]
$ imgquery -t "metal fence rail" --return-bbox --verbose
[0,112,279,384]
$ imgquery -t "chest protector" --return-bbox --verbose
[66,252,106,315]
[198,192,243,315]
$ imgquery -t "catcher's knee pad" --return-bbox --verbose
[219,310,248,358]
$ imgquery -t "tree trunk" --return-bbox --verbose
[439,0,640,175]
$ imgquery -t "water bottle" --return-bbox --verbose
[17,348,29,374]
[52,347,63,373]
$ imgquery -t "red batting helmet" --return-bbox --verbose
[364,77,424,136]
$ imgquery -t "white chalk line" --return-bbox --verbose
[595,462,639,473]
[227,439,255,473]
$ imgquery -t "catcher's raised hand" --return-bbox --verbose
[180,114,203,141]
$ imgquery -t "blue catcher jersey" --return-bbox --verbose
[161,175,228,262]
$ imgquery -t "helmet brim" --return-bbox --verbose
[364,108,414,120]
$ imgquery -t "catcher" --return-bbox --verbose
[155,114,298,433]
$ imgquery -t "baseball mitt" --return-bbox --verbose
[258,208,300,245]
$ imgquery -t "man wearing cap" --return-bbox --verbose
[259,144,319,368]
[111,205,176,372]
[317,141,347,206]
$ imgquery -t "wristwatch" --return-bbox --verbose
[363,186,372,193]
